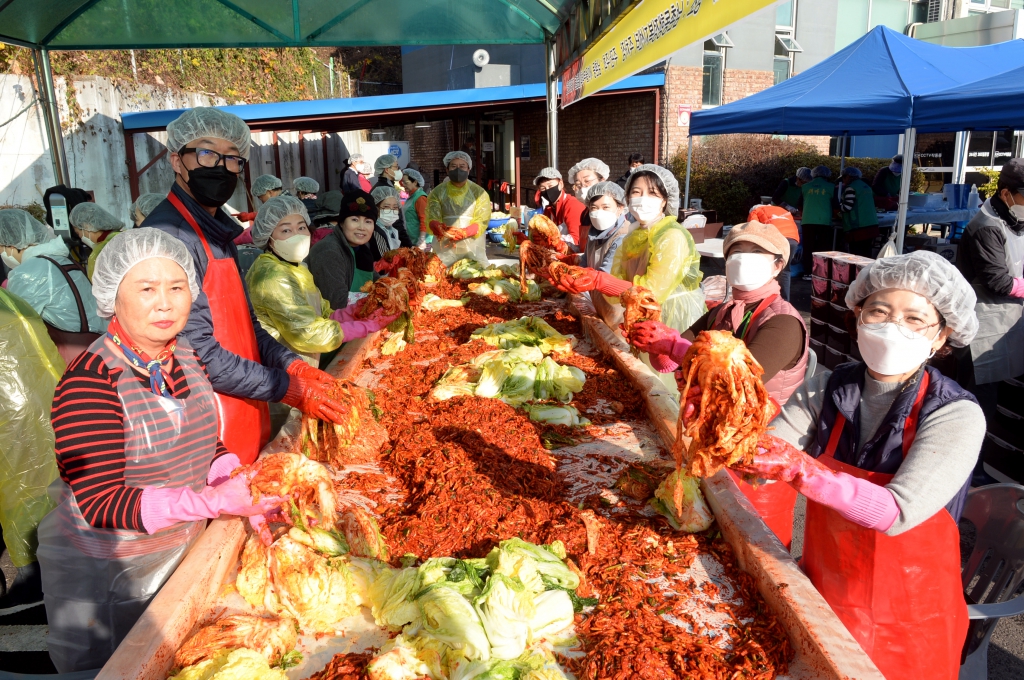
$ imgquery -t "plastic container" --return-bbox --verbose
[810,297,829,322]
[810,318,828,343]
[943,184,971,211]
[812,252,833,279]
[998,377,1024,416]
[825,346,845,369]
[811,276,830,299]
[810,338,826,366]
[830,281,849,306]
[827,325,851,353]
[981,432,1024,484]
[830,302,850,327]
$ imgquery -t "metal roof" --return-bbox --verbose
[121,73,665,132]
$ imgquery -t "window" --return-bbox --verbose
[776,0,795,28]
[773,34,802,85]
[969,0,1013,12]
[702,38,725,107]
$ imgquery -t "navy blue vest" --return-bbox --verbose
[809,363,977,522]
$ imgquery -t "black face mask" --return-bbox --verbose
[542,186,561,204]
[181,165,238,207]
[448,168,469,184]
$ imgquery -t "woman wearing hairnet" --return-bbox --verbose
[371,185,411,254]
[142,107,351,466]
[567,157,610,202]
[246,195,395,369]
[37,229,282,672]
[129,193,165,228]
[400,167,430,248]
[251,174,283,208]
[426,150,491,266]
[733,251,983,680]
[293,176,320,214]
[308,190,381,312]
[0,289,63,609]
[70,203,126,280]
[373,154,403,190]
[552,165,705,394]
[1,209,106,365]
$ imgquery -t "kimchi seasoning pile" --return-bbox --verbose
[338,292,793,679]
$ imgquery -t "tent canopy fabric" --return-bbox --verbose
[0,0,572,49]
[689,26,1024,137]
[913,65,1024,132]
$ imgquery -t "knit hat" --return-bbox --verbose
[338,190,378,223]
[723,220,791,263]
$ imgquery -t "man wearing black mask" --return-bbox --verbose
[425,149,491,266]
[142,107,352,469]
[533,167,587,252]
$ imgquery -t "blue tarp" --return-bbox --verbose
[689,26,1024,137]
[121,74,665,131]
[913,64,1024,132]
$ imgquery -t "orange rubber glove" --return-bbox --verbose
[428,220,447,240]
[448,223,480,241]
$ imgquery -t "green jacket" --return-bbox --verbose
[801,177,835,226]
[841,179,879,232]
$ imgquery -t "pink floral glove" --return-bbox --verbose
[734,435,900,532]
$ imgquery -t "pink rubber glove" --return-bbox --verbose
[329,309,400,341]
[733,435,900,532]
[140,473,284,534]
[628,320,692,372]
[206,453,240,486]
[1011,277,1024,299]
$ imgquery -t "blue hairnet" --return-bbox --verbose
[251,174,283,199]
[374,155,398,175]
[403,168,425,187]
[70,203,123,233]
[165,107,251,159]
[92,228,200,318]
[812,165,832,179]
[129,193,164,225]
[795,167,812,181]
[371,185,400,205]
[0,209,50,249]
[293,177,319,194]
[252,195,310,248]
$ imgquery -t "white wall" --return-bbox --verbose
[1,73,369,222]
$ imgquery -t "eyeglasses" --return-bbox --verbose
[180,147,247,174]
[859,308,943,339]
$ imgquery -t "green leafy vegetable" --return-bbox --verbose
[275,650,303,670]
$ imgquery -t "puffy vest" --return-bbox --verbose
[801,177,835,226]
[809,363,976,522]
[748,205,800,242]
[710,295,809,404]
[841,179,879,232]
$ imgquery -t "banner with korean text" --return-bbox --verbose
[560,0,775,108]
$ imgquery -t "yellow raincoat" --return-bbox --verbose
[608,215,706,395]
[426,178,491,266]
[245,252,343,367]
[0,288,63,567]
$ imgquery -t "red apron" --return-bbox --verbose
[802,371,968,679]
[168,192,270,464]
[721,295,800,549]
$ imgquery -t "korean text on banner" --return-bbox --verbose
[560,0,775,108]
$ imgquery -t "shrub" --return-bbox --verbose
[667,135,925,225]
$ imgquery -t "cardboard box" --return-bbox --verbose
[686,226,705,244]
[924,243,958,263]
[705,222,724,239]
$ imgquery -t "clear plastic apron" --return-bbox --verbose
[431,184,489,267]
[970,216,1024,384]
[37,335,219,672]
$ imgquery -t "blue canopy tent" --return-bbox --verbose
[913,64,1024,132]
[685,26,1024,252]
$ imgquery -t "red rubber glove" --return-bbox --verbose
[237,211,257,223]
[282,371,351,423]
[287,358,333,386]
[559,269,632,296]
[428,220,447,240]
[733,434,830,483]
[555,252,581,265]
[515,231,528,245]
[449,223,479,241]
[629,320,691,365]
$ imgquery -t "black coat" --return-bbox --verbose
[958,196,1023,297]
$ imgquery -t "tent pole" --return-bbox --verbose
[32,48,70,186]
[895,127,916,255]
[839,135,846,176]
[684,135,693,211]
[545,37,558,169]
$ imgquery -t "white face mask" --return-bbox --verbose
[81,236,97,249]
[726,252,777,291]
[392,169,403,182]
[629,196,664,224]
[576,186,590,201]
[378,209,400,227]
[270,233,311,263]
[857,323,935,376]
[1006,193,1024,221]
[1,251,20,269]
[589,209,619,232]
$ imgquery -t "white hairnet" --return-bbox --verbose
[293,177,319,194]
[347,153,364,165]
[443,150,473,171]
[251,195,310,248]
[842,167,863,179]
[373,155,398,175]
[70,203,123,233]
[403,167,425,187]
[586,181,626,206]
[92,227,200,318]
[371,185,400,205]
[795,167,812,181]
[130,193,164,224]
[626,164,681,214]
[568,158,610,184]
[811,165,832,179]
[846,250,979,347]
[165,107,251,159]
[251,174,283,199]
[0,209,50,249]
[533,167,562,186]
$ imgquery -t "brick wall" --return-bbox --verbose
[402,120,456,190]
[558,91,655,188]
[721,69,775,106]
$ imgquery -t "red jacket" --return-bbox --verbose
[747,205,800,243]
[537,191,588,250]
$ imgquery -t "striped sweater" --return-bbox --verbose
[51,349,230,531]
